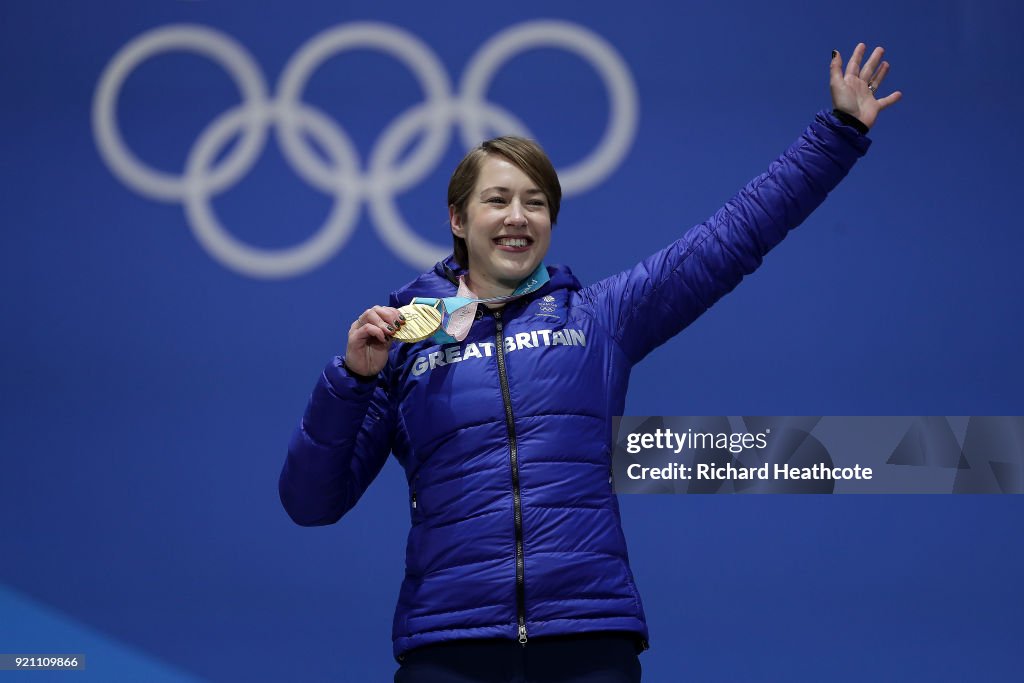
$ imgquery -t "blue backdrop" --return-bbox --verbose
[2,1,1022,681]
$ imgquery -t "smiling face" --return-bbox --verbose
[449,154,552,297]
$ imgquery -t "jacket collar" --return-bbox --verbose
[394,254,581,303]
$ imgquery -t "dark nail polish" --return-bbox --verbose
[387,324,395,332]
[831,50,838,60]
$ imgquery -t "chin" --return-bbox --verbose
[499,260,538,279]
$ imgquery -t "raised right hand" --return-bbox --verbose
[345,306,405,377]
[830,43,902,130]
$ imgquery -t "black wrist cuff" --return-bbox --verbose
[831,109,869,136]
[340,357,377,383]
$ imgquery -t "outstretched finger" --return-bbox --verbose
[868,61,890,90]
[845,42,866,80]
[860,46,884,82]
[877,90,903,109]
[830,49,844,86]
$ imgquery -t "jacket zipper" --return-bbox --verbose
[493,310,528,645]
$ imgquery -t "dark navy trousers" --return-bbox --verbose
[394,632,643,683]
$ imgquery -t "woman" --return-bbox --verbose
[279,43,901,682]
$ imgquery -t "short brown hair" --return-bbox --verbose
[447,136,561,269]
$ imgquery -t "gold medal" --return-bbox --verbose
[393,303,443,343]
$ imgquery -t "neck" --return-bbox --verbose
[463,272,518,301]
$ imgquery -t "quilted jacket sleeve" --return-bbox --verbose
[278,356,394,526]
[580,109,872,365]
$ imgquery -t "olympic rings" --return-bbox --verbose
[92,21,639,279]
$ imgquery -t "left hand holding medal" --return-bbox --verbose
[345,305,407,376]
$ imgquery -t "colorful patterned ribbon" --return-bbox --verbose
[412,263,549,344]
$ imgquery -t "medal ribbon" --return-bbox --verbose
[412,263,549,344]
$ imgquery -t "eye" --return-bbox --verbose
[485,197,506,204]
[528,199,547,207]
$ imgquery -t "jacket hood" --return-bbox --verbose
[389,254,581,307]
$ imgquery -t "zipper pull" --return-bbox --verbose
[411,493,417,510]
[518,623,528,645]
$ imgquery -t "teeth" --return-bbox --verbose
[497,238,528,247]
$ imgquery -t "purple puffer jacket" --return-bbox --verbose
[279,110,871,659]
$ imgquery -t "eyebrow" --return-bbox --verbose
[478,186,545,195]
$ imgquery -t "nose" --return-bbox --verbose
[505,200,527,227]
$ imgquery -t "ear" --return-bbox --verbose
[449,205,466,238]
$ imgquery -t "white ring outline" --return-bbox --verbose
[276,22,454,197]
[368,100,533,268]
[92,24,269,201]
[183,102,361,278]
[93,21,639,278]
[460,20,638,194]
